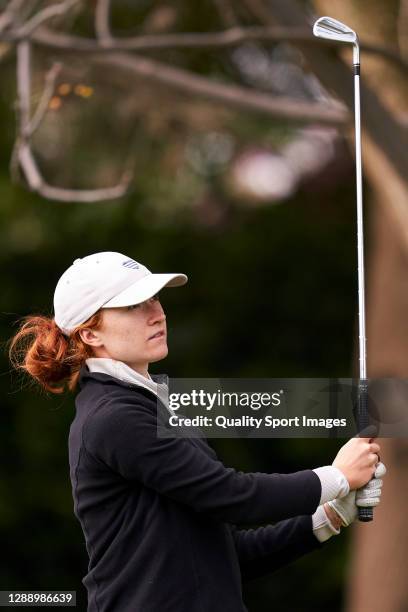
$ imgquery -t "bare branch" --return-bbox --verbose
[36,183,131,203]
[18,143,42,189]
[16,40,31,136]
[95,0,113,46]
[140,5,178,34]
[8,25,404,75]
[26,61,62,137]
[6,24,311,50]
[0,0,26,33]
[14,0,80,39]
[4,1,405,204]
[13,33,132,202]
[17,143,133,202]
[253,0,408,197]
[92,52,348,126]
[212,0,239,27]
[360,42,408,74]
[0,0,27,62]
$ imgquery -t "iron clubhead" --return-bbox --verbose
[313,16,357,45]
[313,16,360,65]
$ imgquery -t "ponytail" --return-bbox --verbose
[8,311,102,394]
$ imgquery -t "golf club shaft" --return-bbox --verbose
[354,68,366,383]
[312,17,374,521]
[354,64,373,522]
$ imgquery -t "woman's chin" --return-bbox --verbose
[149,345,168,363]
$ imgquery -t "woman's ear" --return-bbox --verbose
[79,328,104,348]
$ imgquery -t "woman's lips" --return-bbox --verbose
[148,330,165,341]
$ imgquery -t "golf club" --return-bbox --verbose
[313,16,372,522]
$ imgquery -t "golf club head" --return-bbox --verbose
[313,16,357,45]
[313,16,359,65]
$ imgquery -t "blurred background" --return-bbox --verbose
[0,1,407,610]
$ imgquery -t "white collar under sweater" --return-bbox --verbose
[85,358,176,417]
[86,357,160,397]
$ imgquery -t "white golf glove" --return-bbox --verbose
[328,461,386,527]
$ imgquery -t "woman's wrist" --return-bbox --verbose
[313,466,350,504]
[323,502,343,530]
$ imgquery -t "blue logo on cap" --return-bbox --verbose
[122,259,140,269]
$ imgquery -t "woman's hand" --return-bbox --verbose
[332,437,380,490]
[327,462,386,527]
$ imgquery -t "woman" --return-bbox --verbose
[9,251,385,612]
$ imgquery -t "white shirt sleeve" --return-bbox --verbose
[312,504,341,543]
[313,466,349,504]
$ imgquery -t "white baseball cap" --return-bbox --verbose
[53,251,187,334]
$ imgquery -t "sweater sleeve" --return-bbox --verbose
[83,396,321,524]
[230,516,323,581]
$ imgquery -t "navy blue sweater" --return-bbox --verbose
[69,367,323,611]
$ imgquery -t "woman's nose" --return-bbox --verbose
[147,299,165,322]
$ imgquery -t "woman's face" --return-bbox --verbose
[84,295,168,376]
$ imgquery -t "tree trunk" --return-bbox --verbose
[344,197,408,612]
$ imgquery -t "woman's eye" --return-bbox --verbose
[127,295,160,310]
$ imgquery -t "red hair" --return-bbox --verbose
[8,311,103,394]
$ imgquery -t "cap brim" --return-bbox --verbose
[101,273,187,308]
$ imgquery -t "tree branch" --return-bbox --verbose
[17,143,133,202]
[4,2,405,203]
[26,61,62,137]
[0,0,26,33]
[13,0,80,39]
[13,32,133,202]
[6,25,401,75]
[212,0,239,27]
[249,0,408,205]
[92,52,348,126]
[95,0,113,46]
[16,40,31,137]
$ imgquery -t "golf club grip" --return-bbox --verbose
[356,380,373,522]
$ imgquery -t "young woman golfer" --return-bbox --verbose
[10,251,385,612]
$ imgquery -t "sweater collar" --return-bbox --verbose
[85,357,166,398]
